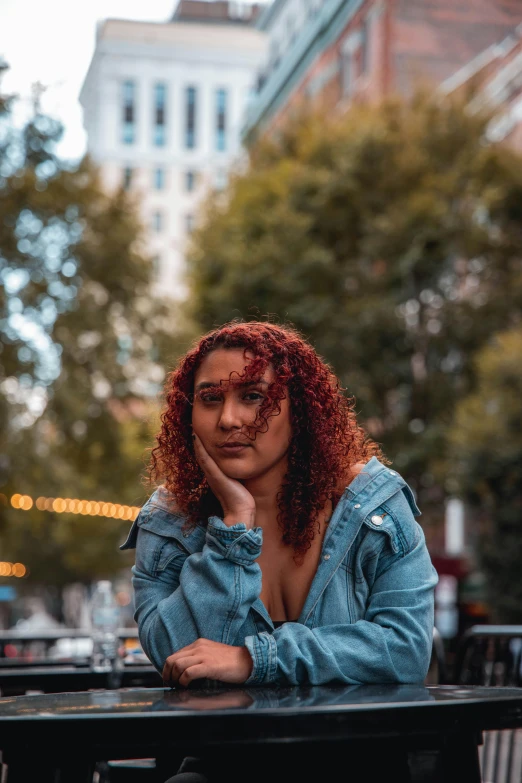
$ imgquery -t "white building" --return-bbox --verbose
[79,1,267,298]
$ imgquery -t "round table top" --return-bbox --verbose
[3,685,520,773]
[1,683,522,721]
[2,684,522,754]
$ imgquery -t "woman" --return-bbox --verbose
[121,320,438,780]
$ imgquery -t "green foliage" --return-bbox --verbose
[449,328,522,621]
[0,71,194,585]
[186,92,522,527]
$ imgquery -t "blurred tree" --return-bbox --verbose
[186,92,522,534]
[449,327,522,622]
[0,67,193,585]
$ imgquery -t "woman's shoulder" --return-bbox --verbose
[120,486,185,551]
[343,458,423,552]
[336,461,369,494]
[148,485,182,515]
[137,485,186,531]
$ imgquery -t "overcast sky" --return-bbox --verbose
[1,0,261,162]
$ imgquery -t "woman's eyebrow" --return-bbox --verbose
[194,380,269,391]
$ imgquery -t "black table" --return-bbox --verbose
[1,684,522,783]
[0,663,162,696]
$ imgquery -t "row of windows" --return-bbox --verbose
[340,18,372,97]
[150,212,195,235]
[121,81,229,151]
[268,0,322,72]
[265,1,371,91]
[122,167,227,193]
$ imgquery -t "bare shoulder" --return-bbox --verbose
[155,484,181,514]
[347,462,368,485]
[336,462,368,493]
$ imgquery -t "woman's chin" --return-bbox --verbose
[214,458,257,482]
[220,466,257,481]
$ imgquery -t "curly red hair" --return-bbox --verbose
[149,320,387,559]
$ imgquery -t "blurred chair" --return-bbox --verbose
[453,624,522,686]
[452,624,522,783]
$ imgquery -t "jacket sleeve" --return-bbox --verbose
[244,523,438,685]
[132,515,263,673]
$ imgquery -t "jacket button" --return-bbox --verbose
[354,503,361,509]
[323,554,331,560]
[371,515,383,526]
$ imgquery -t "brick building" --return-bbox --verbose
[244,0,522,141]
[441,22,522,154]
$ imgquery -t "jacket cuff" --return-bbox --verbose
[206,516,263,565]
[244,632,277,684]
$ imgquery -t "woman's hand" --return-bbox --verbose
[193,433,256,528]
[162,639,254,688]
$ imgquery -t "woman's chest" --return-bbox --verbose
[257,525,327,622]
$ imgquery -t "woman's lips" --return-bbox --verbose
[218,442,251,455]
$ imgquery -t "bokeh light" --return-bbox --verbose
[8,493,139,520]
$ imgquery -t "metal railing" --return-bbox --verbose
[452,624,522,783]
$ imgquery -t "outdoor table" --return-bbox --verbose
[0,663,162,696]
[2,684,522,783]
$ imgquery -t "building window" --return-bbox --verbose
[286,16,296,46]
[245,85,256,110]
[270,40,281,70]
[341,30,362,97]
[304,0,314,17]
[123,166,133,190]
[185,170,197,192]
[361,16,371,75]
[153,83,167,146]
[122,80,136,144]
[185,86,197,149]
[154,167,165,190]
[152,211,163,233]
[214,169,228,191]
[215,89,227,152]
[341,50,352,97]
[185,214,194,234]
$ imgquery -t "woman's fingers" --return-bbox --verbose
[193,434,222,480]
[163,640,253,688]
[192,433,256,525]
[163,652,200,686]
[179,664,207,688]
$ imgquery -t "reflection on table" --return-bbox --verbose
[2,684,522,783]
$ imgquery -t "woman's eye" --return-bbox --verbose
[243,392,264,402]
[199,393,222,403]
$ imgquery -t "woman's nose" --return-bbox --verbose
[218,399,243,429]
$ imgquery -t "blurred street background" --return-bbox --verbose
[2,0,522,669]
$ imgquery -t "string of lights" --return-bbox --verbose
[0,495,141,580]
[0,562,27,578]
[0,493,140,521]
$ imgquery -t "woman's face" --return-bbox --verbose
[192,348,292,483]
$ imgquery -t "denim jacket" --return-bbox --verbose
[120,456,438,686]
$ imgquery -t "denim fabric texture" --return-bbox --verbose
[121,457,438,685]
